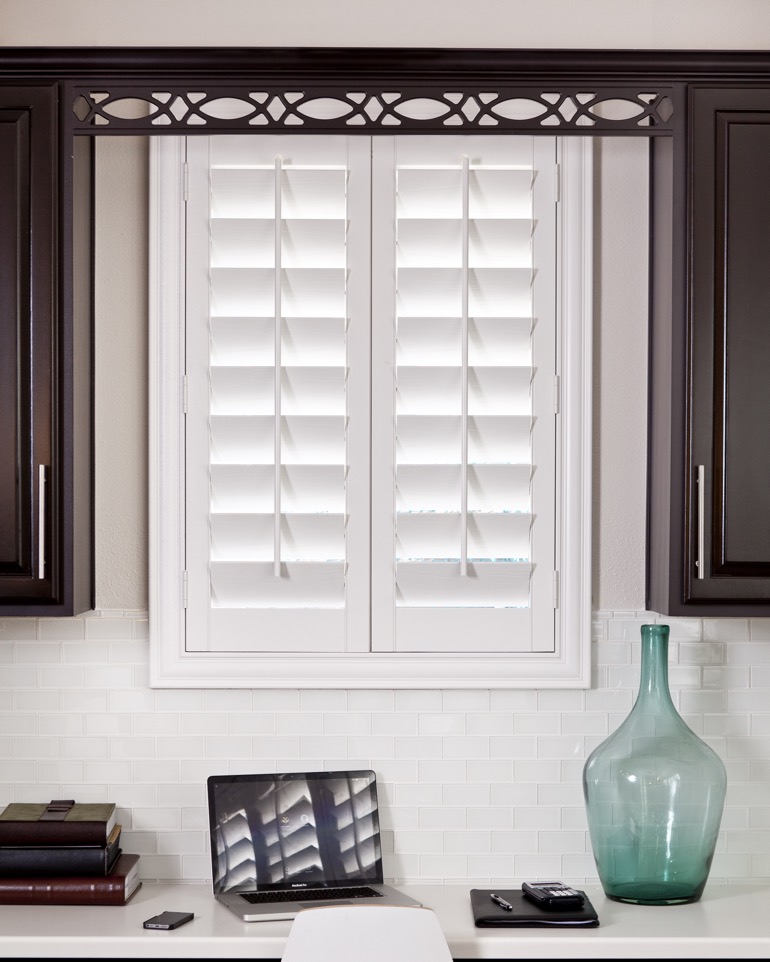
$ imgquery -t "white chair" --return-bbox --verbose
[280,903,453,962]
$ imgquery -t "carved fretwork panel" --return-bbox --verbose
[71,85,675,133]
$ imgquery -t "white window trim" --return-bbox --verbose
[148,136,593,688]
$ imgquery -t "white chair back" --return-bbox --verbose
[280,903,453,962]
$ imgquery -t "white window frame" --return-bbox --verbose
[149,135,593,688]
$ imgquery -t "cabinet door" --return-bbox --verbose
[0,84,86,612]
[685,87,770,610]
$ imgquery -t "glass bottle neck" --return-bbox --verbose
[634,628,676,713]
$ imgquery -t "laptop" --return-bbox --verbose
[206,769,423,921]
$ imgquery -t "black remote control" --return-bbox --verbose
[522,881,585,909]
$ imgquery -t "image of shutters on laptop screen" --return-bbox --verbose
[208,771,382,893]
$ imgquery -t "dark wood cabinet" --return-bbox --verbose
[648,86,770,615]
[0,85,92,615]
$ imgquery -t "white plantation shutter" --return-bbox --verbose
[371,136,558,653]
[184,136,371,652]
[150,133,592,686]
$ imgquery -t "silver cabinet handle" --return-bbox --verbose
[696,464,705,580]
[38,464,46,579]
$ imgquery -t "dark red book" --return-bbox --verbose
[0,853,141,905]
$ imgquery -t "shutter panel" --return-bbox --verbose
[185,136,370,653]
[371,136,558,654]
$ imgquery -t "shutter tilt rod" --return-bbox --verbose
[460,154,470,577]
[273,155,283,577]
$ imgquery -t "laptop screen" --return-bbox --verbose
[207,770,384,894]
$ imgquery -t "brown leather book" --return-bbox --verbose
[0,853,141,905]
[0,801,117,846]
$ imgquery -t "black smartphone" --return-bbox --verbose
[143,910,194,930]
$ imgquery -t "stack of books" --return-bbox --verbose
[0,800,141,904]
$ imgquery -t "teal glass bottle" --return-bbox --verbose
[582,623,726,905]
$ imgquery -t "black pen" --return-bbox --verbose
[490,893,513,911]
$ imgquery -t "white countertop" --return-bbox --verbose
[1,881,768,958]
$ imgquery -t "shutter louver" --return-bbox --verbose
[372,136,558,653]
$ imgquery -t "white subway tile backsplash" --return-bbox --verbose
[4,666,42,687]
[347,735,394,758]
[17,736,64,758]
[442,691,490,712]
[467,854,514,877]
[443,783,490,807]
[512,713,560,735]
[443,831,490,854]
[395,690,443,712]
[443,736,489,760]
[227,713,276,735]
[514,806,561,831]
[466,807,512,830]
[2,762,42,785]
[13,643,61,664]
[83,712,131,735]
[133,759,181,782]
[299,690,346,712]
[419,713,466,736]
[108,689,155,712]
[0,714,36,734]
[704,619,750,641]
[84,619,134,641]
[490,782,537,806]
[180,712,229,736]
[180,805,209,829]
[0,620,38,641]
[252,735,301,758]
[662,618,703,641]
[84,666,134,689]
[348,690,395,712]
[157,831,206,854]
[371,712,417,735]
[418,759,466,782]
[298,735,348,757]
[205,690,251,711]
[515,854,561,878]
[419,807,467,830]
[323,712,371,735]
[490,830,538,854]
[252,690,300,711]
[419,854,469,878]
[394,831,444,854]
[704,713,751,736]
[489,690,538,712]
[396,783,443,806]
[466,713,514,736]
[539,831,586,854]
[395,735,442,759]
[1,607,769,885]
[750,620,770,641]
[38,761,86,782]
[489,735,537,759]
[84,760,133,783]
[537,782,586,807]
[200,735,248,758]
[156,690,205,712]
[37,619,85,640]
[466,759,513,782]
[751,666,770,687]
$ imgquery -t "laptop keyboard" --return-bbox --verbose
[240,886,382,904]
